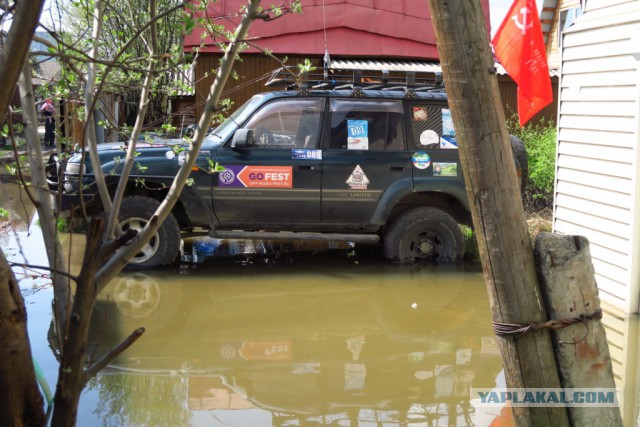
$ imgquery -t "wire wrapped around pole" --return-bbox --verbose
[493,308,602,339]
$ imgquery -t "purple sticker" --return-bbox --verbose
[218,165,245,187]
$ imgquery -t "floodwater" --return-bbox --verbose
[85,248,506,427]
[3,183,640,427]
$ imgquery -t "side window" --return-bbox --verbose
[329,99,404,151]
[410,104,458,150]
[242,98,324,148]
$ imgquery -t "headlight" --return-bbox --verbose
[65,161,85,177]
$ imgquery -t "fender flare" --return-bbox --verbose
[370,177,470,225]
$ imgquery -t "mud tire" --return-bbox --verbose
[510,134,528,192]
[119,196,180,268]
[383,207,464,263]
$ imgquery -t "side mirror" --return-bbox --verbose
[231,129,254,148]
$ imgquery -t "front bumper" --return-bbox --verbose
[49,192,96,217]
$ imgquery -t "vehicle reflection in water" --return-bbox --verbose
[87,242,508,427]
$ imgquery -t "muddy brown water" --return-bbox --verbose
[3,182,639,426]
[85,245,504,427]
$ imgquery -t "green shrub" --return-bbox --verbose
[507,115,557,208]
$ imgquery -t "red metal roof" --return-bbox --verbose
[183,0,491,60]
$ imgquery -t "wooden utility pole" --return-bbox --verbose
[425,1,569,425]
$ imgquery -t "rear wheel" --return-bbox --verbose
[383,207,464,263]
[119,196,180,268]
[510,134,528,191]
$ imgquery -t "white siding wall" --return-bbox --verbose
[601,303,640,425]
[554,0,640,313]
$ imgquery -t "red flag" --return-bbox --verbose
[492,0,552,126]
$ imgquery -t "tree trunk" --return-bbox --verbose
[0,0,45,122]
[425,1,569,425]
[51,220,104,427]
[18,54,72,348]
[0,252,46,426]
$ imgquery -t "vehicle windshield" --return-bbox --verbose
[206,94,268,143]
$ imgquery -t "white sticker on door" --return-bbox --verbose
[346,165,370,189]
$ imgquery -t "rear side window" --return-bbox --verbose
[409,104,458,150]
[329,99,405,151]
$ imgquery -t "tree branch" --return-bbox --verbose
[0,0,45,122]
[83,327,145,381]
[96,0,264,291]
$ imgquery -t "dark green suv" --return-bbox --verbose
[57,70,525,268]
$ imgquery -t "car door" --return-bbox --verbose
[212,98,324,227]
[321,98,412,226]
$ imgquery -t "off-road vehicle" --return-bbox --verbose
[54,69,526,268]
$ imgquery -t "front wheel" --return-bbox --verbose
[383,207,464,263]
[119,196,180,269]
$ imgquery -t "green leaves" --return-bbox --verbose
[298,58,316,74]
[207,158,225,174]
[183,13,197,35]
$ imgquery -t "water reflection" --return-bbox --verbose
[87,251,507,426]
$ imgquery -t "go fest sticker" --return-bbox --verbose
[218,165,293,188]
[412,151,431,170]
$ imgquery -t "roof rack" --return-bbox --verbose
[265,67,445,95]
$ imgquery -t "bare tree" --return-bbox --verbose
[0,0,300,425]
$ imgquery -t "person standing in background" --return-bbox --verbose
[40,98,56,148]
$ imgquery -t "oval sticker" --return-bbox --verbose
[419,130,439,146]
[412,151,431,170]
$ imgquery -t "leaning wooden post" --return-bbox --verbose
[534,233,622,425]
[425,1,569,425]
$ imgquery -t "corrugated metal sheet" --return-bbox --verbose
[554,0,640,313]
[330,59,443,73]
[331,58,559,77]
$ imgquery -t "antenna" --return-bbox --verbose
[322,0,331,79]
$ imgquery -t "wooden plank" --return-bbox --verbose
[555,169,632,195]
[534,234,622,426]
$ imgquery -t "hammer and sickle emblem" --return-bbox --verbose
[512,7,533,35]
